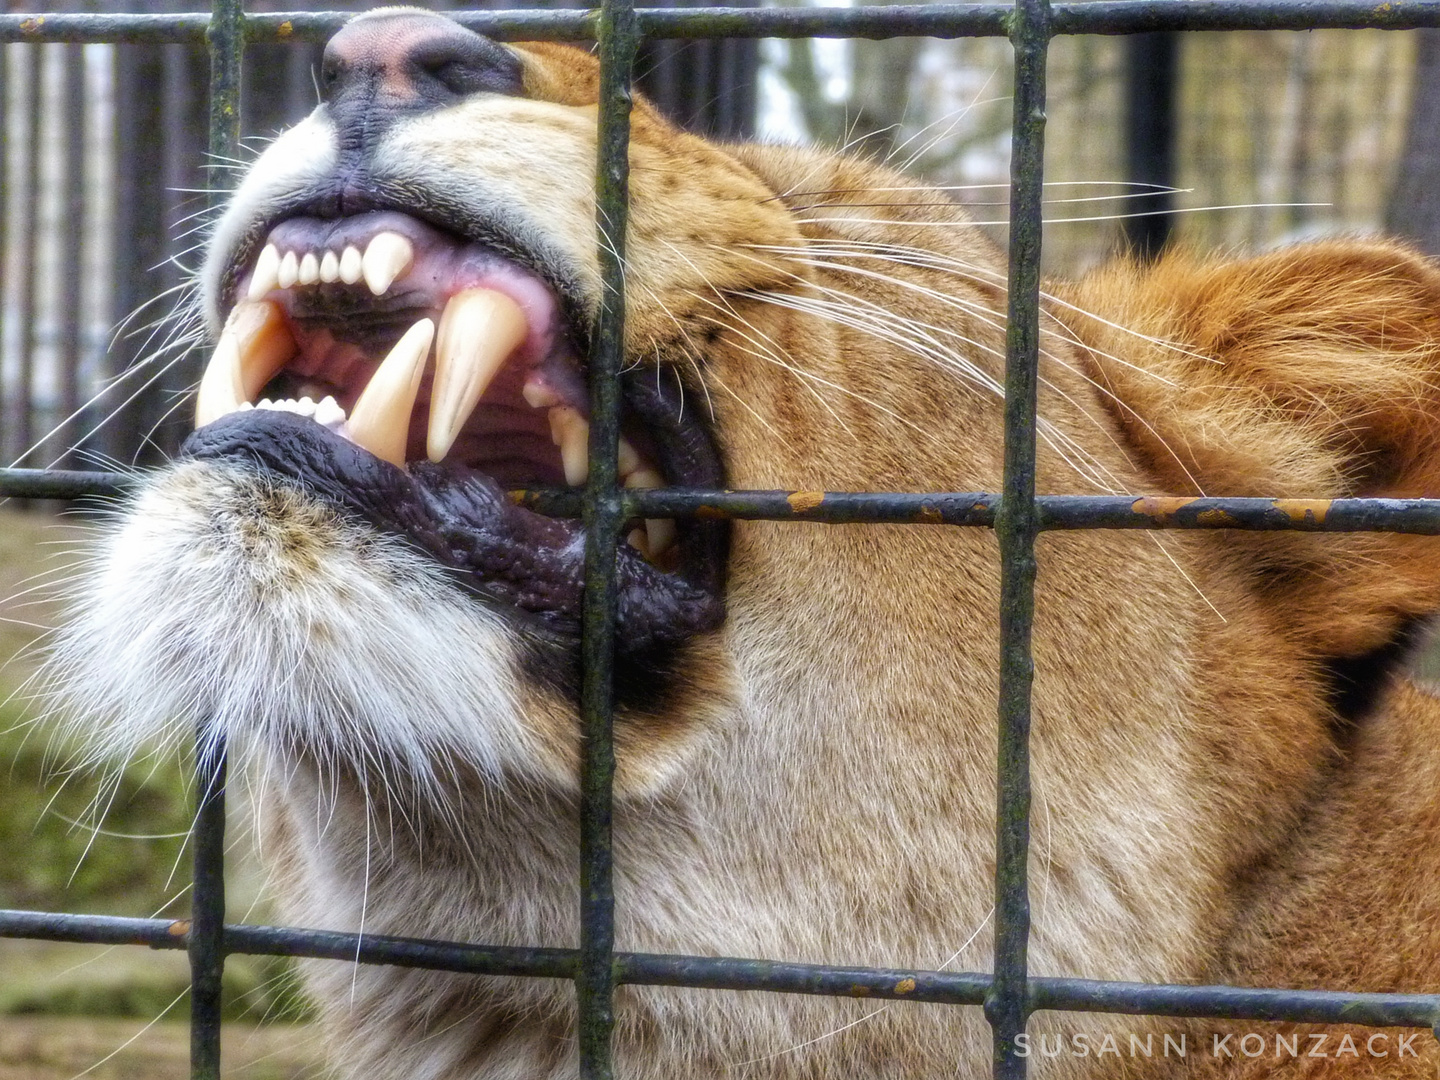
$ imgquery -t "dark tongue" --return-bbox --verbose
[181,409,724,654]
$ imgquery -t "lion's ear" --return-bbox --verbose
[1062,239,1440,502]
[1060,240,1440,662]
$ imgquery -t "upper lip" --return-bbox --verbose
[216,187,591,346]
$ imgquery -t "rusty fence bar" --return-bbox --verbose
[988,0,1048,1073]
[3,3,1440,1080]
[576,0,640,1072]
[11,468,1440,533]
[3,908,1439,1028]
[9,2,1440,44]
[187,0,242,1075]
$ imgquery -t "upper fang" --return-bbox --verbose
[362,232,414,296]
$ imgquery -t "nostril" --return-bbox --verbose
[320,57,345,97]
[320,15,524,133]
[408,36,522,100]
[414,55,479,99]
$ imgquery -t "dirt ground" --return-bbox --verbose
[0,1016,323,1080]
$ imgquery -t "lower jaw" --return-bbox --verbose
[180,407,726,663]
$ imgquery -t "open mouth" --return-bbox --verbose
[184,208,727,657]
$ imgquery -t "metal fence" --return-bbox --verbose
[6,2,1440,1079]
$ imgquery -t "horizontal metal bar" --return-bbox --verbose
[617,952,988,1003]
[7,468,1440,533]
[6,2,1440,44]
[1030,978,1440,1029]
[0,468,136,499]
[1048,0,1440,34]
[2,909,1436,1027]
[520,489,1440,534]
[0,909,575,979]
[0,10,592,43]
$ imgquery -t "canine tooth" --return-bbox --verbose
[320,250,340,283]
[626,527,651,559]
[298,252,320,285]
[339,245,363,284]
[277,250,299,289]
[343,318,434,467]
[247,244,281,300]
[427,288,529,462]
[521,379,560,409]
[548,406,591,486]
[646,517,676,557]
[195,299,298,427]
[362,232,414,296]
[617,436,641,478]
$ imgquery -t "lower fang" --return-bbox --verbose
[626,527,651,560]
[549,406,590,486]
[646,518,676,557]
[342,318,435,467]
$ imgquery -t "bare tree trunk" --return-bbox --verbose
[1387,29,1440,255]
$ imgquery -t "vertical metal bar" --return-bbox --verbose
[56,39,85,468]
[1122,32,1178,259]
[157,35,207,459]
[189,737,228,1080]
[189,4,242,1079]
[16,44,42,466]
[0,44,9,467]
[108,36,166,467]
[986,0,1050,1077]
[579,0,640,1075]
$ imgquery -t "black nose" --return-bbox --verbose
[321,10,523,146]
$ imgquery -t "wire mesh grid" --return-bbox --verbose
[6,2,1440,1079]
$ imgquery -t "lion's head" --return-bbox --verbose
[50,9,1440,1077]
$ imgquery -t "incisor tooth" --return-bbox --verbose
[277,251,299,289]
[195,300,298,427]
[314,395,346,431]
[298,252,320,285]
[362,232,414,296]
[427,288,528,462]
[319,251,340,283]
[548,406,591,487]
[343,319,434,467]
[339,245,363,284]
[247,244,281,300]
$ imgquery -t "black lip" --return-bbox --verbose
[181,404,727,660]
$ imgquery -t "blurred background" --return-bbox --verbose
[4,4,1440,1076]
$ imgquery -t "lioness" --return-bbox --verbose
[46,8,1440,1078]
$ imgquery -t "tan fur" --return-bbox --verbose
[57,35,1440,1079]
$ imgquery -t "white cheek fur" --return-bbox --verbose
[45,461,542,794]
